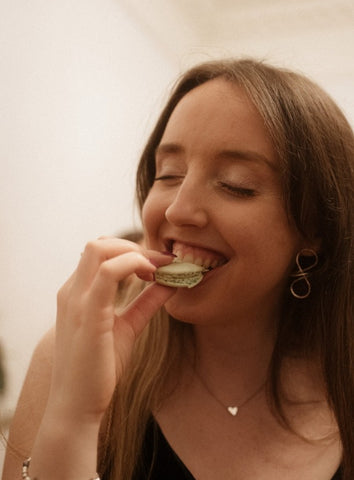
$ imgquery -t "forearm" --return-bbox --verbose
[28,411,101,480]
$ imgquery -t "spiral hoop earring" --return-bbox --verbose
[290,249,319,299]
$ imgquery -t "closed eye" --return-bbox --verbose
[155,175,181,180]
[218,181,256,198]
[154,175,184,184]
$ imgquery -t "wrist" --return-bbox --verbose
[29,411,101,480]
[22,457,100,480]
[45,386,107,426]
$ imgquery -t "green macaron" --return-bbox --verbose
[155,261,206,288]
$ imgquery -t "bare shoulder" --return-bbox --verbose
[2,327,55,478]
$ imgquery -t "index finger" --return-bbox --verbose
[76,238,143,289]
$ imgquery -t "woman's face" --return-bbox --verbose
[142,78,303,325]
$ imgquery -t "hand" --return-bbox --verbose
[46,237,175,424]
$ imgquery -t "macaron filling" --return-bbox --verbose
[155,261,207,288]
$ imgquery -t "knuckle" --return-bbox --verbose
[127,251,147,266]
[98,260,114,279]
[83,240,99,256]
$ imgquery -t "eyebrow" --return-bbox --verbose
[155,143,276,171]
[155,143,183,157]
[216,149,276,171]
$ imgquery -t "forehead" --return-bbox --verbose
[161,78,276,165]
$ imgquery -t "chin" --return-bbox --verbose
[163,292,218,326]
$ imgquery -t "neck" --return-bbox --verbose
[190,316,276,401]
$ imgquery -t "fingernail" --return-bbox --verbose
[161,251,177,257]
[149,259,159,267]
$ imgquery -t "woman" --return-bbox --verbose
[3,59,353,479]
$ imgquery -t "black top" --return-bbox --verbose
[132,418,343,480]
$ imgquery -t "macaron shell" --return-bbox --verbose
[155,262,205,288]
[155,273,204,288]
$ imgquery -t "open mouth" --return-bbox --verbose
[166,240,228,271]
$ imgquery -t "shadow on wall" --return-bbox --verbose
[0,344,7,475]
[0,344,5,397]
[0,343,11,431]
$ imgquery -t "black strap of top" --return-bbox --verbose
[133,418,194,480]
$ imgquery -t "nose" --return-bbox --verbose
[165,176,208,228]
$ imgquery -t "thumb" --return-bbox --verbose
[119,283,176,336]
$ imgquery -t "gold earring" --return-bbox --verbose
[290,248,319,299]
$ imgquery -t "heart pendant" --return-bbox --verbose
[227,406,238,416]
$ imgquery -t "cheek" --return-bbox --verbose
[141,193,164,244]
[227,205,300,261]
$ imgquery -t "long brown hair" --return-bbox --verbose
[99,59,354,479]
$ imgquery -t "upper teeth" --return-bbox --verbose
[173,245,225,270]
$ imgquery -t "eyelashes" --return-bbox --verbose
[217,181,257,198]
[154,175,182,181]
[154,176,257,198]
[153,175,184,188]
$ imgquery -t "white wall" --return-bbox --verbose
[126,0,354,126]
[0,0,183,438]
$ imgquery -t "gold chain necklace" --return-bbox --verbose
[194,369,265,417]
